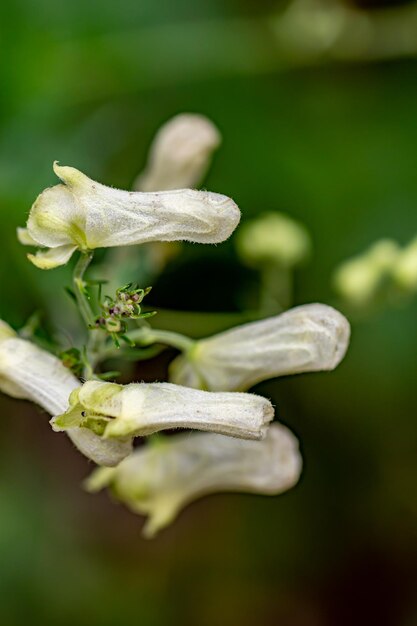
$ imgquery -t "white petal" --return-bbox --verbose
[17,227,40,246]
[0,337,78,413]
[66,428,132,468]
[27,181,87,248]
[86,423,302,537]
[27,244,78,269]
[53,379,274,441]
[23,163,240,264]
[57,163,240,247]
[170,303,350,391]
[135,113,221,191]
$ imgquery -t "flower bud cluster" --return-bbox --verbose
[333,236,417,307]
[94,284,154,343]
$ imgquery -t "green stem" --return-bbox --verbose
[73,252,95,327]
[259,263,293,316]
[100,326,195,362]
[128,327,195,352]
[73,251,105,379]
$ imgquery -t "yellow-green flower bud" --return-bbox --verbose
[134,113,221,192]
[333,239,400,305]
[391,236,417,291]
[52,379,274,441]
[235,212,311,268]
[169,303,350,391]
[85,423,302,538]
[19,162,240,269]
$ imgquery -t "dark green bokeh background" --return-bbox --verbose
[1,1,417,625]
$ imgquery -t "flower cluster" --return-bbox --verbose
[0,114,351,536]
[333,235,417,308]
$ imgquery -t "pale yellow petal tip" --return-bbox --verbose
[141,505,178,539]
[84,467,116,493]
[17,227,38,246]
[49,415,66,432]
[0,320,17,342]
[53,161,88,187]
[27,244,77,270]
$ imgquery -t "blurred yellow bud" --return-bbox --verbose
[391,236,417,291]
[333,239,400,305]
[19,162,240,269]
[135,113,221,192]
[52,379,274,441]
[0,325,131,466]
[85,423,302,538]
[235,212,311,268]
[170,303,350,392]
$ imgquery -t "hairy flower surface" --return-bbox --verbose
[0,321,131,466]
[85,423,302,537]
[52,380,274,440]
[169,303,350,391]
[18,162,240,269]
[135,113,221,191]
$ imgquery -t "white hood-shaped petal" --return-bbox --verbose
[169,303,350,391]
[0,327,131,466]
[52,379,274,441]
[135,113,221,192]
[20,163,240,268]
[85,423,302,538]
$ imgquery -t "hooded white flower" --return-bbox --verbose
[85,423,302,538]
[18,162,240,269]
[51,379,274,441]
[169,303,350,391]
[0,321,131,466]
[134,113,221,192]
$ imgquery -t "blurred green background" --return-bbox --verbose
[1,1,417,625]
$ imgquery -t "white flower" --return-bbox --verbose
[235,211,311,268]
[51,379,274,441]
[0,321,131,466]
[85,423,302,538]
[18,162,240,269]
[134,113,221,192]
[169,303,350,391]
